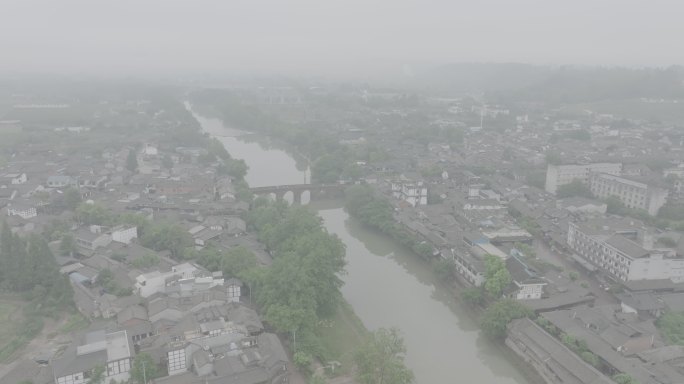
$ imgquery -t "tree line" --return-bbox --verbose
[343,185,434,258]
[244,198,346,360]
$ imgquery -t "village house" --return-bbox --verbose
[76,226,113,251]
[506,255,547,300]
[6,201,37,219]
[53,330,132,384]
[506,318,613,384]
[47,175,79,188]
[391,181,428,207]
[1,172,27,185]
[111,225,138,245]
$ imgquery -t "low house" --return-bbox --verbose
[189,226,222,248]
[53,330,132,384]
[506,255,546,300]
[6,202,37,219]
[47,175,78,188]
[506,318,613,384]
[453,250,486,287]
[1,172,27,185]
[111,225,138,245]
[76,226,112,251]
[618,292,665,318]
[134,263,224,298]
[463,199,504,211]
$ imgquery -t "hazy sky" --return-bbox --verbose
[1,0,682,77]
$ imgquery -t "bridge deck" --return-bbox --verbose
[249,184,344,192]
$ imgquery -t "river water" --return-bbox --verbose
[190,107,532,384]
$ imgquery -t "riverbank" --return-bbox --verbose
[191,102,535,384]
[340,187,548,384]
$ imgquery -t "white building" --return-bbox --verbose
[452,250,486,287]
[47,175,78,188]
[545,163,622,194]
[111,225,138,244]
[134,263,225,298]
[1,172,27,185]
[567,222,684,282]
[589,173,668,216]
[143,144,158,156]
[391,181,428,207]
[506,255,546,300]
[6,203,37,219]
[226,278,242,303]
[54,330,131,384]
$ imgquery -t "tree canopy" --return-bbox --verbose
[140,222,192,259]
[245,200,346,340]
[130,352,159,384]
[354,328,414,384]
[484,254,512,297]
[126,149,138,172]
[0,223,74,314]
[480,299,533,339]
[556,180,593,198]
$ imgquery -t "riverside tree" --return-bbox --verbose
[354,327,414,384]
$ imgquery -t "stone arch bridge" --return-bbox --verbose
[250,184,346,204]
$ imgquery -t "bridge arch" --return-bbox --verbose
[250,184,345,205]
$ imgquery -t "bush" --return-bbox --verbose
[462,288,485,306]
[432,259,454,282]
[480,299,533,339]
[657,311,684,345]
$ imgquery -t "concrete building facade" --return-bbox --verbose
[545,163,622,194]
[567,222,684,282]
[589,173,668,216]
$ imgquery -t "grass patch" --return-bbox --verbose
[0,298,42,363]
[59,313,90,334]
[0,299,28,362]
[316,301,368,376]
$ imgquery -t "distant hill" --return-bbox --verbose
[413,63,684,103]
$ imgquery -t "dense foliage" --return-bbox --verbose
[130,352,160,384]
[245,199,346,358]
[195,246,257,280]
[480,299,533,339]
[484,254,512,297]
[0,223,74,313]
[344,185,432,257]
[656,311,684,345]
[612,373,638,384]
[140,222,192,259]
[556,180,593,198]
[354,328,414,384]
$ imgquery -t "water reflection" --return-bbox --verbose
[317,206,531,384]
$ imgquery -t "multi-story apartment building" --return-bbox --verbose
[545,163,622,194]
[567,221,684,282]
[589,173,668,216]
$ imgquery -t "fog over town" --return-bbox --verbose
[1,2,684,384]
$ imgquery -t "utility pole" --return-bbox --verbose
[142,360,147,384]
